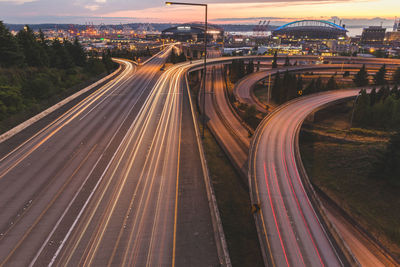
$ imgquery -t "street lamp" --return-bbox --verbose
[166,1,208,138]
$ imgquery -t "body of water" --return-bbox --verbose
[227,27,392,37]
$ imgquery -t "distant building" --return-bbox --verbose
[386,31,400,46]
[393,17,400,32]
[161,24,224,43]
[361,26,386,45]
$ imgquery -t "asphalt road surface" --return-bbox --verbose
[0,47,219,267]
[202,65,249,176]
[249,90,365,267]
[0,49,173,266]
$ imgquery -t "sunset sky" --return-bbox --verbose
[0,0,399,25]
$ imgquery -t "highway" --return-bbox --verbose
[202,65,250,176]
[234,63,398,113]
[202,58,399,266]
[199,56,400,267]
[1,50,399,266]
[202,62,355,265]
[226,59,396,266]
[0,49,170,266]
[0,46,220,266]
[249,90,364,266]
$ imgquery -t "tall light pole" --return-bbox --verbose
[166,1,208,138]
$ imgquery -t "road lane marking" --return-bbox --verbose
[0,60,134,179]
[171,70,183,267]
[30,61,160,266]
[59,56,174,266]
[264,163,290,267]
[1,144,97,267]
[0,145,84,242]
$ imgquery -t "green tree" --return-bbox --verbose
[325,76,338,91]
[296,75,303,96]
[102,49,115,74]
[16,25,48,67]
[374,64,387,85]
[381,131,400,184]
[0,21,24,67]
[284,55,291,66]
[22,73,55,100]
[392,84,400,99]
[238,59,245,79]
[272,51,278,69]
[50,39,73,69]
[246,60,254,75]
[393,67,400,84]
[353,89,371,127]
[0,85,24,117]
[65,38,86,67]
[271,71,282,103]
[315,76,324,92]
[85,57,106,76]
[353,64,369,87]
[282,70,297,101]
[229,59,239,82]
[369,87,377,106]
[305,79,316,95]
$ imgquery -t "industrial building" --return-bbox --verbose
[161,24,224,43]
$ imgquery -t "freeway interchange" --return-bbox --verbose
[0,48,399,266]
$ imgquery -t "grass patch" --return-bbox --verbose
[300,120,400,259]
[202,124,264,267]
[349,127,392,138]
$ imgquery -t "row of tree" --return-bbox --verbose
[353,64,400,87]
[353,86,400,130]
[228,59,256,83]
[1,23,85,69]
[0,21,116,122]
[110,46,152,62]
[271,71,338,104]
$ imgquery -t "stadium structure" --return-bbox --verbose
[272,20,348,40]
[161,24,224,43]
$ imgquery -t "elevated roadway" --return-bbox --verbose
[201,58,400,266]
[234,64,398,113]
[249,90,360,266]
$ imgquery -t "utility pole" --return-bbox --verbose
[267,73,271,104]
[166,1,208,138]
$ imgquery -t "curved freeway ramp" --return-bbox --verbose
[249,90,361,266]
[234,64,396,113]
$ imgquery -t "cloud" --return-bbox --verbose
[84,4,100,11]
[0,0,397,25]
[0,0,36,3]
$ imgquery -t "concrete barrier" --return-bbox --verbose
[0,63,123,144]
[184,73,232,267]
